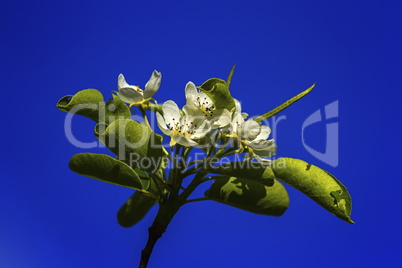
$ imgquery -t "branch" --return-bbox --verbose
[139,221,166,268]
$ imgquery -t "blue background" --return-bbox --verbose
[1,1,401,267]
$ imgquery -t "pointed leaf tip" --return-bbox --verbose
[254,83,316,122]
[271,158,354,224]
[57,89,131,124]
[227,64,237,89]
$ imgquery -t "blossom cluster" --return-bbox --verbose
[116,70,277,165]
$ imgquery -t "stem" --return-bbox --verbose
[139,145,239,267]
[184,197,210,204]
[148,173,165,199]
[139,222,164,268]
[180,171,207,201]
[181,147,237,179]
[139,197,181,268]
[139,106,151,128]
[146,102,163,114]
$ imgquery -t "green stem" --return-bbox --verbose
[180,171,207,201]
[147,173,165,200]
[146,102,163,114]
[139,106,151,128]
[180,165,201,179]
[167,145,182,195]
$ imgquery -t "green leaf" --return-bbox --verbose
[117,191,157,228]
[226,64,236,90]
[95,119,163,172]
[69,153,144,190]
[203,161,275,186]
[254,83,315,122]
[271,158,354,223]
[57,89,103,121]
[105,95,132,123]
[57,89,131,124]
[136,168,164,199]
[205,177,289,216]
[134,168,151,190]
[198,78,235,111]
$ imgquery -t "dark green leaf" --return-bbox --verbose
[198,78,235,110]
[205,177,289,216]
[69,153,144,190]
[117,191,157,228]
[133,168,151,191]
[57,89,131,124]
[271,157,354,223]
[203,161,275,186]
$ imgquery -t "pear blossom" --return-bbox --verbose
[230,112,277,164]
[183,82,231,128]
[156,100,211,147]
[233,98,249,119]
[117,70,161,106]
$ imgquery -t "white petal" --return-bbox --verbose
[117,74,130,90]
[254,155,272,165]
[144,70,162,99]
[249,139,277,157]
[239,119,261,141]
[208,129,221,146]
[180,114,192,133]
[254,125,271,141]
[183,102,200,116]
[249,139,274,149]
[156,112,172,136]
[185,81,198,100]
[198,91,214,108]
[234,98,242,113]
[234,99,248,118]
[189,110,208,127]
[210,109,232,128]
[117,87,143,104]
[230,112,244,133]
[186,103,205,119]
[163,100,180,112]
[173,135,198,147]
[162,101,181,126]
[191,120,212,140]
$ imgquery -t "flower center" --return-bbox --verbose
[197,97,215,117]
[167,118,197,139]
[135,86,143,93]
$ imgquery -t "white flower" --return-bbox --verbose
[234,98,249,119]
[156,100,211,147]
[230,112,277,164]
[183,82,231,128]
[117,70,161,106]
